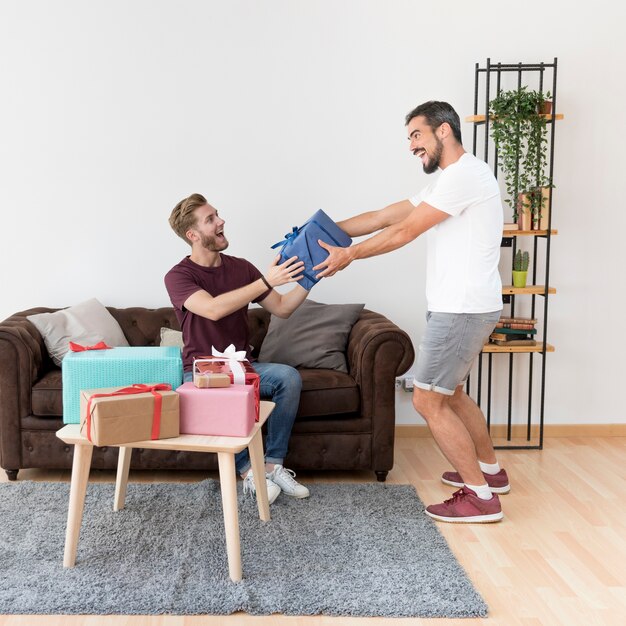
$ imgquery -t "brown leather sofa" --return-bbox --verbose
[0,306,414,482]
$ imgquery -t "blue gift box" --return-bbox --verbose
[271,209,352,290]
[62,346,183,424]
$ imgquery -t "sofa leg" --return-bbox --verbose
[5,469,18,481]
[375,470,388,482]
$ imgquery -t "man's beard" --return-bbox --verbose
[422,137,443,174]
[200,233,229,251]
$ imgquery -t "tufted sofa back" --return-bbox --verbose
[106,307,180,346]
[106,306,271,356]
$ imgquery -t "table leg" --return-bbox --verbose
[114,446,132,511]
[248,430,270,522]
[216,452,242,582]
[63,443,93,567]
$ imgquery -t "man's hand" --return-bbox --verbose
[313,240,355,278]
[265,254,305,287]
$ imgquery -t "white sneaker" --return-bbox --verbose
[242,468,281,505]
[266,465,310,499]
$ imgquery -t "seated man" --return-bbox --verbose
[165,193,310,504]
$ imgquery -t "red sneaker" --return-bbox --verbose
[441,468,510,494]
[426,487,503,523]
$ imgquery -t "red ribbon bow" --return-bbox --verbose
[84,383,172,443]
[69,341,112,352]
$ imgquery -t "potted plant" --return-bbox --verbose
[489,87,552,228]
[512,249,529,288]
[517,186,552,231]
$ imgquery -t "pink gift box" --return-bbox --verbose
[195,357,260,420]
[176,382,256,437]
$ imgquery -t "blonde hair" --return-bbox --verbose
[169,193,208,244]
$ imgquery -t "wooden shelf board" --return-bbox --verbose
[503,229,558,236]
[483,343,555,353]
[502,285,556,295]
[466,113,564,123]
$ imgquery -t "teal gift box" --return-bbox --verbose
[62,346,183,424]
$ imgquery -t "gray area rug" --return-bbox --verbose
[0,480,487,617]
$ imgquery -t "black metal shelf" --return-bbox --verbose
[466,58,559,450]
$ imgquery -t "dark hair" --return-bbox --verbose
[405,101,462,144]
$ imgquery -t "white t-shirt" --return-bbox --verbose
[409,153,503,313]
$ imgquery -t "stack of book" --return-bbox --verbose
[490,317,537,346]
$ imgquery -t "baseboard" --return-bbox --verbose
[395,423,626,438]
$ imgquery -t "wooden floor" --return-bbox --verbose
[2,436,625,626]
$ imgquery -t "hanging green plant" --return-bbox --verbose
[489,87,552,223]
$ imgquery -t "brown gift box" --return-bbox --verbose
[192,360,231,388]
[193,373,231,388]
[79,385,180,446]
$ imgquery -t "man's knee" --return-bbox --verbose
[449,385,467,411]
[278,364,302,390]
[261,363,302,396]
[412,387,449,421]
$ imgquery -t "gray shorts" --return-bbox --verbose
[413,310,501,396]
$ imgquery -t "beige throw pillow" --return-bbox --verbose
[27,298,129,366]
[160,327,184,349]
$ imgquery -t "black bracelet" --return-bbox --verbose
[261,275,272,290]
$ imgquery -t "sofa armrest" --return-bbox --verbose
[346,310,414,472]
[0,309,52,470]
[347,309,415,400]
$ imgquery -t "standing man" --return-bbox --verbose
[314,101,508,523]
[165,193,311,504]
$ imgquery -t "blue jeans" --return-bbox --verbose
[183,362,301,474]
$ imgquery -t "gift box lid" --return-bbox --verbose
[195,356,258,377]
[80,383,179,402]
[64,346,182,362]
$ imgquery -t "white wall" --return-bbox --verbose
[1,0,624,425]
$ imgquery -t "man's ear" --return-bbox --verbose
[186,228,198,244]
[439,122,451,140]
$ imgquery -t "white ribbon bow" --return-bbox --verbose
[211,344,247,361]
[211,344,247,384]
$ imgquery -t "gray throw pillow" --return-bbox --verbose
[160,327,184,349]
[257,299,364,372]
[27,298,129,366]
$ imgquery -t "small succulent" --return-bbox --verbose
[513,249,529,272]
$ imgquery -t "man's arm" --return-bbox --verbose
[314,201,449,277]
[258,284,309,319]
[336,200,415,237]
[184,255,304,321]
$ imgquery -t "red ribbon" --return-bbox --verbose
[84,383,171,443]
[69,341,112,352]
[252,376,260,421]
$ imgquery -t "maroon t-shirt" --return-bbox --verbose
[164,254,271,371]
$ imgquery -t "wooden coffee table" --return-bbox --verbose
[56,401,274,581]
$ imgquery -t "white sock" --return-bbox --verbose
[479,460,501,475]
[465,483,493,500]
